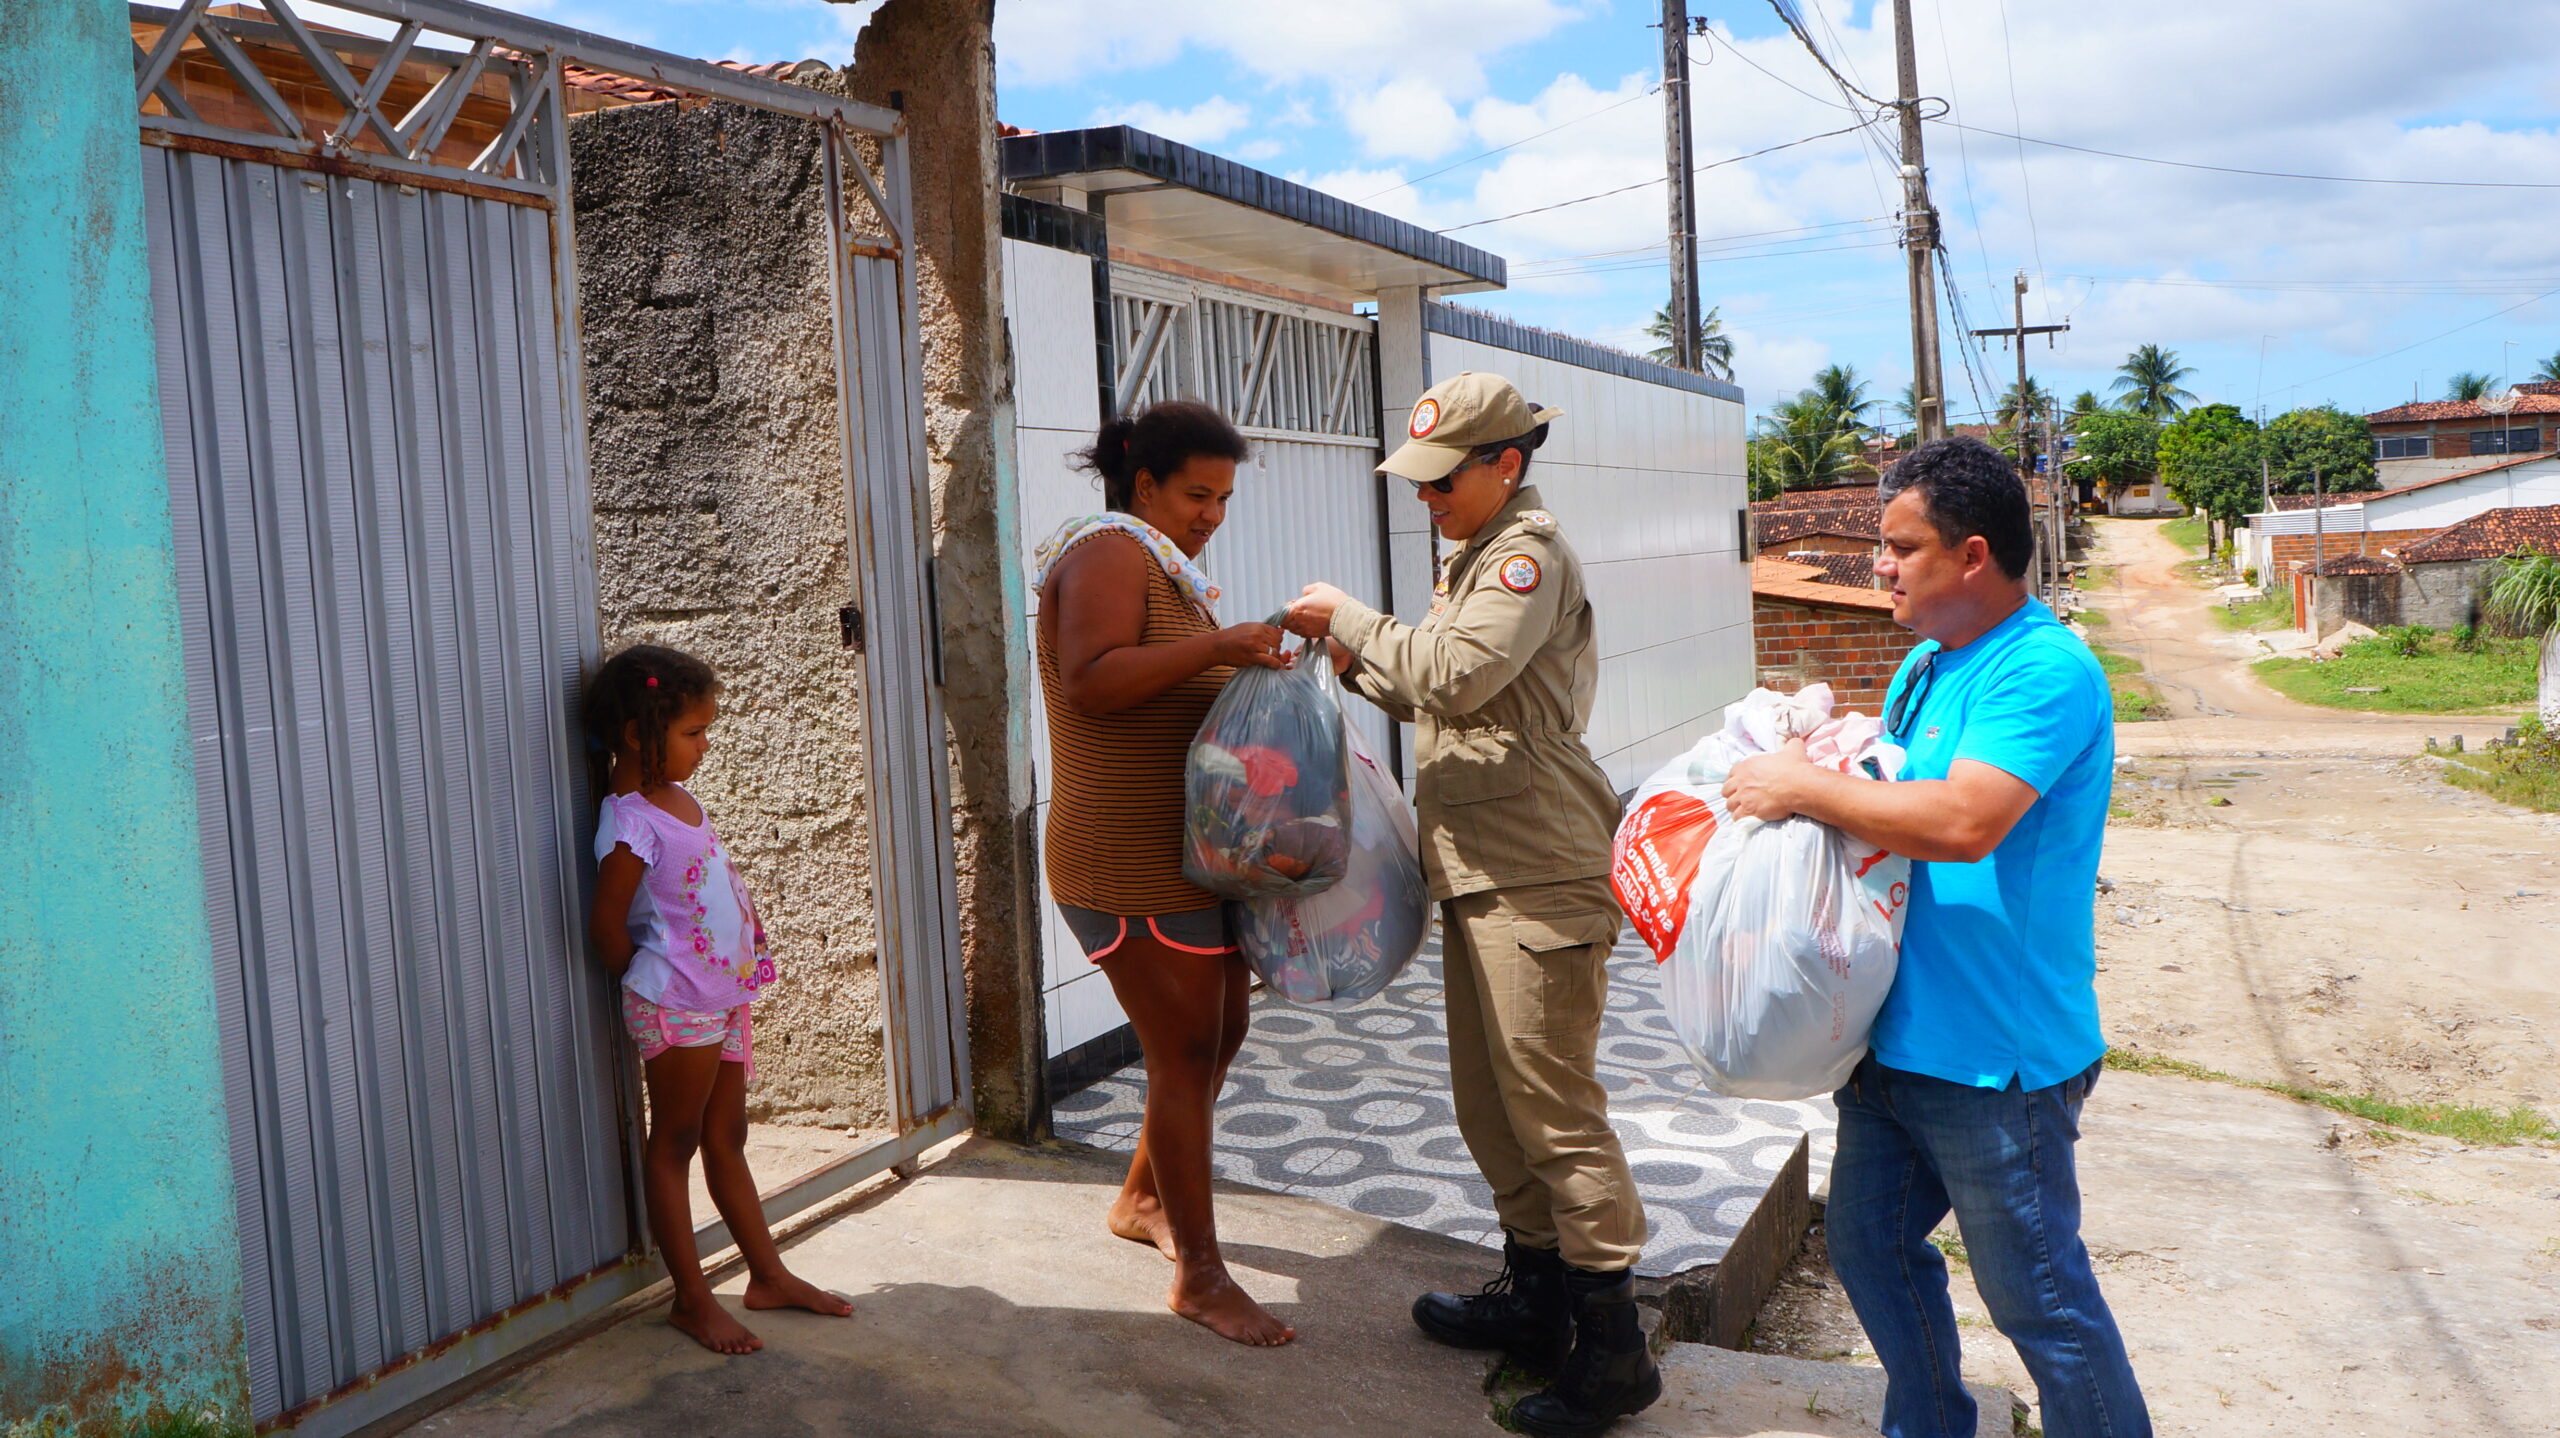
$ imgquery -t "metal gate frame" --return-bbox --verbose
[134,2,969,1430]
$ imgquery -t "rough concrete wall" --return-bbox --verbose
[2311,573,2404,636]
[2402,558,2494,630]
[829,0,1047,1140]
[571,100,887,1130]
[0,1,251,1426]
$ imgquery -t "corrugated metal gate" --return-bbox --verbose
[132,2,965,1430]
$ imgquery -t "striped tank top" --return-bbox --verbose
[1037,530,1233,914]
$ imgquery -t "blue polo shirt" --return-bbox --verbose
[1870,598,2113,1091]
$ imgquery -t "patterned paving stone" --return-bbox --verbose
[1054,930,1835,1278]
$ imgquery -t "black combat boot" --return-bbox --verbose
[1509,1265,1662,1438]
[1410,1238,1574,1374]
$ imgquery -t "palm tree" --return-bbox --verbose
[1994,377,2056,465]
[2486,551,2560,726]
[1643,303,1735,379]
[2532,351,2560,384]
[2068,390,2104,427]
[2445,371,2498,402]
[2111,344,2198,418]
[1752,394,1861,490]
[1806,364,1876,435]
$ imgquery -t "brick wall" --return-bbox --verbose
[1752,599,1914,713]
[2270,527,2436,569]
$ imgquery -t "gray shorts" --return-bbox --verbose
[1058,904,1237,963]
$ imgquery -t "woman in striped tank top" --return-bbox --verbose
[1034,401,1294,1346]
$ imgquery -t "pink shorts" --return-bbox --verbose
[622,989,754,1082]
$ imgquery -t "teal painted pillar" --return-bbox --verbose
[0,3,250,1431]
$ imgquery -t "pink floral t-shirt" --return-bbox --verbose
[596,789,774,1013]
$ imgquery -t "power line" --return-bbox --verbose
[1505,216,1895,273]
[1927,117,2560,189]
[2060,273,2560,296]
[2278,285,2560,393]
[1929,0,1999,299]
[1989,0,2047,307]
[1517,239,1900,279]
[1761,0,1893,107]
[1355,85,1661,201]
[1436,121,1872,232]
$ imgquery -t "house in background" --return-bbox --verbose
[2237,452,2560,580]
[2387,503,2560,628]
[2363,381,2560,480]
[1751,554,1904,711]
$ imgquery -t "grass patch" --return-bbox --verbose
[2104,1048,2560,1146]
[2160,513,2209,555]
[2213,587,2296,633]
[2253,630,2534,713]
[2437,718,2560,813]
[2088,641,2168,721]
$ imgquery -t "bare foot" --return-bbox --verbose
[669,1295,762,1354]
[1107,1192,1179,1261]
[743,1271,854,1317]
[1169,1265,1296,1347]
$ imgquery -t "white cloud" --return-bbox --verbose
[1086,96,1250,146]
[1342,78,1469,160]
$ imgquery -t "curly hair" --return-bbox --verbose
[1880,435,2035,581]
[581,644,721,795]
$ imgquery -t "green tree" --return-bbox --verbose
[2445,371,2498,401]
[2069,410,2160,502]
[1751,393,1861,493]
[1644,302,1735,379]
[2068,390,2105,427]
[1807,364,1876,435]
[2531,351,2560,384]
[2485,551,2560,725]
[2111,344,2199,418]
[2156,403,2262,556]
[1992,377,2056,466]
[2262,405,2378,495]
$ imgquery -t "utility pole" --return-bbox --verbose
[1660,0,1700,371]
[1891,0,1946,440]
[1970,272,2069,603]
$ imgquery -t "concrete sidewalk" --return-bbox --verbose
[411,1138,1999,1437]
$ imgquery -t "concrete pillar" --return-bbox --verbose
[838,0,1047,1140]
[1374,286,1436,784]
[0,2,251,1428]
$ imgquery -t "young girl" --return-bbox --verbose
[584,644,851,1354]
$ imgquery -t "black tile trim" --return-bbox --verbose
[1045,1021,1143,1102]
[1003,127,1506,290]
[1000,190,1107,257]
[1424,301,1746,403]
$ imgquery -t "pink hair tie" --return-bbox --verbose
[645,676,658,687]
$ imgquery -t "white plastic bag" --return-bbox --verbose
[1234,723,1430,1005]
[1610,685,1911,1100]
[1183,631,1352,899]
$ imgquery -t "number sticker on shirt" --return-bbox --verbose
[1499,555,1541,594]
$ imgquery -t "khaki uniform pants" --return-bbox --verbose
[1439,875,1647,1271]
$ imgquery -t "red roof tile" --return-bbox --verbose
[1782,551,1883,588]
[2267,492,2376,511]
[2310,553,2402,576]
[2395,504,2560,564]
[2366,394,2560,424]
[1752,556,1898,613]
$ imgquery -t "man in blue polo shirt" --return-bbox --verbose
[1721,436,2148,1438]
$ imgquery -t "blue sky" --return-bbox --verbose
[340,0,2560,426]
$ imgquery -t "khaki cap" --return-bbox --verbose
[1379,371,1563,483]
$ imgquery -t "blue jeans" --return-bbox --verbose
[1828,1056,2150,1438]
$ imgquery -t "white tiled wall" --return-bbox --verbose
[1423,335,1752,794]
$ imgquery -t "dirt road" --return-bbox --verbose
[1751,518,2560,1435]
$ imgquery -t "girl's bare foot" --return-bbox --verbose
[670,1295,762,1354]
[1107,1192,1179,1261]
[1169,1265,1295,1346]
[743,1271,854,1317]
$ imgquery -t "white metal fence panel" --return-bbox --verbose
[145,149,626,1421]
[1425,309,1751,793]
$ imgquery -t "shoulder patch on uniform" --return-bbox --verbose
[1518,508,1557,535]
[1499,555,1542,594]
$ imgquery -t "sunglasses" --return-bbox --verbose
[1885,650,1938,741]
[1407,452,1489,495]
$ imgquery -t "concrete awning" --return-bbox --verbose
[1003,126,1505,303]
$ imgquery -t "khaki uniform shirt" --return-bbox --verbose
[1329,485,1622,902]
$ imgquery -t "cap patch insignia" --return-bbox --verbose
[1408,398,1440,439]
[1519,509,1557,534]
[1499,555,1542,594]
